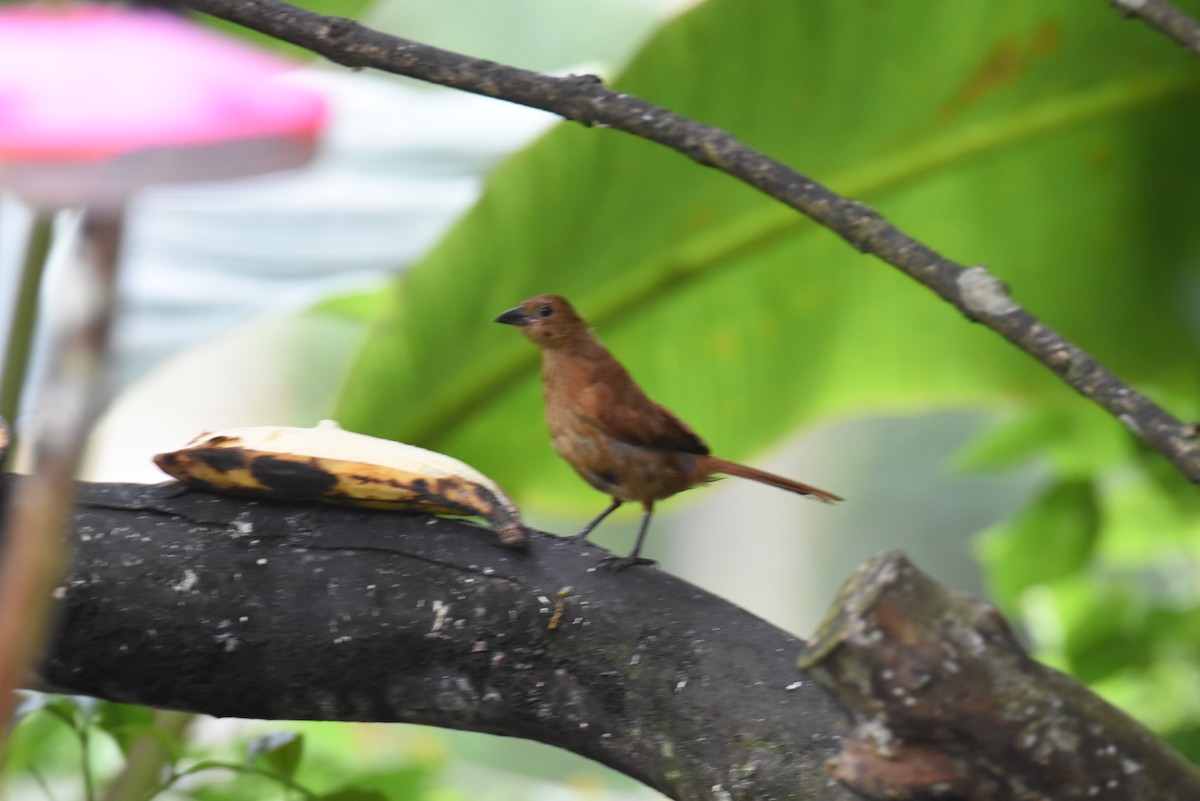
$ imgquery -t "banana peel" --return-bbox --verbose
[154,420,527,548]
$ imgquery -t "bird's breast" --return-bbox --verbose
[548,412,696,503]
[539,350,698,503]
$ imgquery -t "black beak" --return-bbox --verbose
[494,306,528,326]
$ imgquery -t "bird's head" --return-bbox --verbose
[494,294,587,348]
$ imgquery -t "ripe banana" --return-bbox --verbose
[154,420,527,548]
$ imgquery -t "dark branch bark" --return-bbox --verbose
[799,552,1200,801]
[180,0,1200,484]
[1110,0,1200,54]
[36,478,855,801]
[32,483,1200,799]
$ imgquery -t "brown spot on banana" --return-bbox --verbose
[249,454,339,499]
[195,446,249,474]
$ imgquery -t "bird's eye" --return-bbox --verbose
[537,304,554,318]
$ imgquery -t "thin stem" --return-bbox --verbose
[140,761,318,801]
[26,764,60,801]
[0,213,54,440]
[181,0,1200,483]
[78,723,96,801]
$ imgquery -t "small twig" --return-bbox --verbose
[26,764,59,801]
[78,721,97,801]
[1110,0,1200,54]
[183,0,1200,483]
[141,760,318,801]
[0,213,54,438]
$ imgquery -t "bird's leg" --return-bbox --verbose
[598,502,657,570]
[568,497,622,543]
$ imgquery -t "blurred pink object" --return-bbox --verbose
[0,3,327,207]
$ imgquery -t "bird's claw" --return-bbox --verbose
[596,554,657,571]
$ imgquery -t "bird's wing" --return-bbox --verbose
[580,380,710,455]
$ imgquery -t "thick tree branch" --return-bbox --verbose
[1110,0,1200,54]
[35,479,856,801]
[181,0,1200,484]
[799,552,1200,800]
[34,482,1200,799]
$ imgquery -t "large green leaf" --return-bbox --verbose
[335,0,1200,510]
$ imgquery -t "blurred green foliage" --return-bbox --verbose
[6,696,443,800]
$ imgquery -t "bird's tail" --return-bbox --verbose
[697,455,843,503]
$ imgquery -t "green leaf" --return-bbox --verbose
[976,478,1100,612]
[314,286,389,323]
[1061,588,1152,684]
[953,411,1066,473]
[334,0,1200,513]
[328,765,431,800]
[1165,723,1200,765]
[11,693,70,727]
[1077,606,1200,704]
[953,406,1131,476]
[15,694,96,731]
[248,730,305,780]
[94,701,156,755]
[6,697,83,774]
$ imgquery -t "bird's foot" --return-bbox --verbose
[596,554,657,570]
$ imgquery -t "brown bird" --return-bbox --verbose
[495,294,842,568]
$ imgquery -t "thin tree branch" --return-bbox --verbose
[181,0,1200,484]
[1110,0,1200,54]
